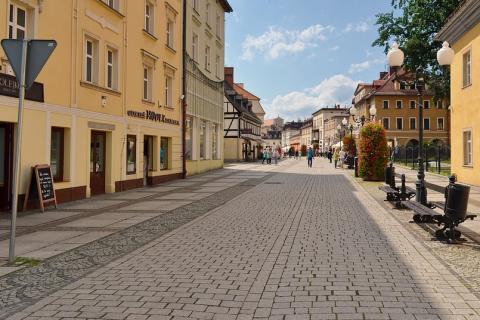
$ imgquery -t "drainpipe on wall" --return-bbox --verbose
[181,0,187,179]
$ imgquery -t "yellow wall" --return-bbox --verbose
[450,22,480,185]
[0,0,184,206]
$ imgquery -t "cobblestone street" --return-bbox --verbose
[2,159,480,320]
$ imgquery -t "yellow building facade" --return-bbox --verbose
[436,0,480,185]
[0,0,183,211]
[184,0,232,175]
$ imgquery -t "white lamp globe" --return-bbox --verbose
[337,124,341,130]
[342,117,348,126]
[387,42,404,67]
[350,105,358,116]
[437,41,454,66]
[369,105,377,116]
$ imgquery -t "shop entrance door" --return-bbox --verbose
[143,136,153,186]
[0,122,13,211]
[90,131,106,196]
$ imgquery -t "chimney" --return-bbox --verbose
[380,71,388,79]
[224,67,234,87]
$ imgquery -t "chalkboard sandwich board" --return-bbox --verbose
[23,164,58,212]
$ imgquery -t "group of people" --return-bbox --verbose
[326,148,347,169]
[261,147,279,165]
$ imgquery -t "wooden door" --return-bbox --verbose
[90,131,106,196]
[0,123,13,210]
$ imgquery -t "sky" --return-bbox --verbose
[225,0,394,121]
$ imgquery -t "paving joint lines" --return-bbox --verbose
[0,170,242,242]
[348,170,480,298]
[0,172,273,319]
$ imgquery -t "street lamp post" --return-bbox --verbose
[387,41,454,206]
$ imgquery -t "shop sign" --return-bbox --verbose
[127,109,180,126]
[0,73,44,102]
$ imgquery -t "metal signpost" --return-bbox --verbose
[1,39,57,263]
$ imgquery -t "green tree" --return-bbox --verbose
[372,0,461,101]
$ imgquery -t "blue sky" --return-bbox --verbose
[225,0,393,121]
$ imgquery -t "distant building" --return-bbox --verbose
[436,0,480,185]
[312,106,350,152]
[324,114,350,150]
[352,70,449,148]
[281,121,303,150]
[300,118,313,147]
[223,67,262,162]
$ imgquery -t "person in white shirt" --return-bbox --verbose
[339,149,346,169]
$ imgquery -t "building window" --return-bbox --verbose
[424,118,430,130]
[192,33,198,61]
[106,47,118,90]
[437,118,445,131]
[382,118,389,130]
[215,55,220,78]
[200,121,206,159]
[192,0,199,12]
[126,135,137,174]
[396,118,403,130]
[160,137,169,170]
[103,0,119,10]
[185,117,193,160]
[166,20,174,48]
[211,123,218,160]
[436,100,442,109]
[143,65,152,101]
[50,127,64,182]
[410,117,416,130]
[216,14,221,37]
[85,37,99,84]
[463,50,472,87]
[423,100,430,109]
[383,100,389,109]
[410,100,416,109]
[396,100,403,109]
[205,46,211,71]
[206,2,211,26]
[145,1,155,34]
[463,130,472,166]
[8,3,26,39]
[165,76,172,108]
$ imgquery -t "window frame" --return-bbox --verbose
[166,19,174,49]
[8,3,27,39]
[192,33,198,61]
[84,36,99,84]
[410,100,416,109]
[205,45,211,71]
[463,49,472,88]
[437,117,445,131]
[423,118,430,131]
[165,75,173,108]
[144,0,155,35]
[160,137,170,170]
[396,100,403,109]
[409,117,416,130]
[423,100,430,109]
[463,129,473,166]
[382,117,390,130]
[50,127,65,182]
[382,100,389,109]
[206,1,211,26]
[143,64,153,102]
[199,121,206,160]
[396,117,403,130]
[106,46,118,90]
[126,135,137,175]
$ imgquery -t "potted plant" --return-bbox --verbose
[358,123,388,181]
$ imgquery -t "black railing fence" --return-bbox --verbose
[391,144,451,175]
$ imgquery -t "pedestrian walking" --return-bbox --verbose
[262,149,267,164]
[333,149,339,168]
[273,149,278,165]
[339,149,346,169]
[327,149,333,163]
[267,148,272,164]
[307,146,314,168]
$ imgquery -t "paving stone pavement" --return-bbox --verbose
[3,159,480,319]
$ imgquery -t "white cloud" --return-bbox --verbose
[329,45,340,51]
[348,58,384,74]
[241,24,334,61]
[344,21,370,33]
[265,74,359,120]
